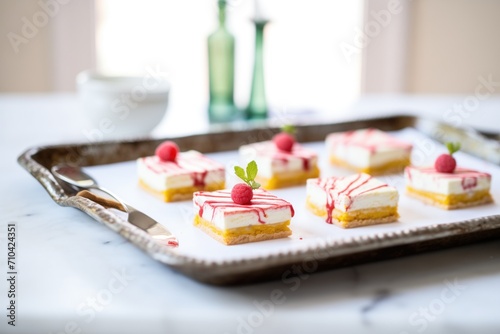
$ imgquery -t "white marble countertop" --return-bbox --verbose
[1,94,500,334]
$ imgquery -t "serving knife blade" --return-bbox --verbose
[77,190,178,247]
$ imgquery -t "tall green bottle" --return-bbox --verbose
[208,0,237,123]
[246,19,268,120]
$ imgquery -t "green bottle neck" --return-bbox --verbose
[218,2,227,27]
[246,21,268,119]
[254,23,265,46]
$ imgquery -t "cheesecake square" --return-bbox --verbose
[193,189,294,245]
[405,166,493,209]
[137,150,225,202]
[239,141,320,189]
[306,173,399,228]
[326,128,412,175]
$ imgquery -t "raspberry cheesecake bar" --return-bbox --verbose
[138,141,225,202]
[405,167,493,209]
[306,173,399,228]
[193,161,294,245]
[239,126,320,189]
[405,142,492,209]
[326,128,412,175]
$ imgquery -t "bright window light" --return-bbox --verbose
[95,0,362,119]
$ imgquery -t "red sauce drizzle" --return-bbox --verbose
[249,141,316,172]
[301,157,310,171]
[166,239,179,247]
[192,170,208,187]
[328,128,412,154]
[323,179,337,224]
[405,167,412,182]
[408,167,490,192]
[272,152,313,171]
[141,152,224,188]
[194,190,294,225]
[317,174,390,224]
[461,177,478,191]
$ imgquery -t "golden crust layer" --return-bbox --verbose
[306,197,399,228]
[329,155,410,175]
[406,186,493,210]
[139,179,225,202]
[194,215,292,245]
[257,166,320,190]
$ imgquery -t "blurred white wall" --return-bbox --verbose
[360,0,411,93]
[407,0,500,94]
[0,0,53,92]
[2,0,500,96]
[0,0,95,92]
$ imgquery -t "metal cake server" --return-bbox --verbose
[51,165,178,247]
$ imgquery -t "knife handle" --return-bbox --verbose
[77,190,127,212]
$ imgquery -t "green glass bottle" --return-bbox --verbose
[246,19,268,120]
[208,0,237,123]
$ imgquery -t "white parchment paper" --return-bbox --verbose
[86,128,500,261]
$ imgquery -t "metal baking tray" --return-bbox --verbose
[18,115,500,285]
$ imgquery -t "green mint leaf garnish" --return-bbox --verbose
[234,161,260,190]
[234,166,247,181]
[446,142,461,155]
[246,160,258,180]
[281,124,296,135]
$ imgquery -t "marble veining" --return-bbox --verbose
[361,289,391,325]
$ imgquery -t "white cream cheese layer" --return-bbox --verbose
[239,141,317,178]
[137,150,225,191]
[193,189,293,230]
[326,129,412,168]
[405,166,491,195]
[307,174,399,212]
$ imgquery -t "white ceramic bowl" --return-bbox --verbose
[76,70,170,140]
